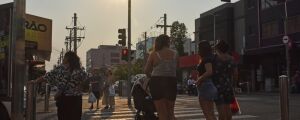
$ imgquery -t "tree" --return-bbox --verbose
[113,59,144,81]
[170,21,187,56]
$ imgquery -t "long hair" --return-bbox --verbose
[198,40,212,58]
[215,40,230,53]
[154,34,170,51]
[64,51,81,72]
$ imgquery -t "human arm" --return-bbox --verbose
[144,52,154,78]
[195,63,213,86]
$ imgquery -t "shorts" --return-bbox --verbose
[197,79,218,101]
[149,76,177,101]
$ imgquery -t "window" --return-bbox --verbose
[261,0,278,10]
[287,15,300,34]
[262,21,279,38]
[111,53,119,57]
[111,59,120,64]
[247,26,255,36]
[247,0,255,9]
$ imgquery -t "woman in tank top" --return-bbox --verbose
[144,34,178,120]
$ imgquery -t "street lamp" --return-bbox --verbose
[210,13,219,53]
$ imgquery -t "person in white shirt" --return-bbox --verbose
[187,77,195,95]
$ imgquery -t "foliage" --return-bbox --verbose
[113,59,144,81]
[170,21,187,56]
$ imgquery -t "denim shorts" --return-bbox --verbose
[197,79,218,101]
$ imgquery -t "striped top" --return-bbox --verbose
[151,52,177,77]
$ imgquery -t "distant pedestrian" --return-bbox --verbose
[187,77,195,95]
[144,34,178,120]
[88,69,103,110]
[196,40,218,120]
[29,51,87,120]
[102,69,115,109]
[213,40,237,120]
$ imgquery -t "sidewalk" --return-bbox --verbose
[36,94,57,120]
[35,93,131,120]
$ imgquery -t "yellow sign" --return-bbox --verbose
[25,14,52,52]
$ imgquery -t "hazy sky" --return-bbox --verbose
[1,0,238,71]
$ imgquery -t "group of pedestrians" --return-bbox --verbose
[87,69,115,110]
[145,34,237,120]
[28,51,115,120]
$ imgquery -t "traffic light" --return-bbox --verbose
[221,0,231,2]
[121,48,129,61]
[118,29,126,46]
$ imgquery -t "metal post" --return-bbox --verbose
[279,75,289,120]
[12,0,26,120]
[164,13,167,35]
[247,82,250,94]
[144,32,147,65]
[127,0,132,105]
[26,83,36,120]
[213,14,216,47]
[283,1,290,81]
[44,83,49,112]
[73,13,77,53]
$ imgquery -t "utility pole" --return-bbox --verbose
[61,49,64,64]
[156,13,172,35]
[144,32,147,65]
[127,0,132,105]
[73,13,78,53]
[65,29,72,51]
[66,13,85,54]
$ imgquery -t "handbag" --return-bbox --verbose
[230,97,241,114]
[88,93,97,103]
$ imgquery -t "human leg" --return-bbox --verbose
[166,99,176,120]
[154,99,168,120]
[96,99,99,109]
[199,98,217,120]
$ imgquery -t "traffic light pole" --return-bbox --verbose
[127,0,132,105]
[281,1,290,120]
[144,32,147,65]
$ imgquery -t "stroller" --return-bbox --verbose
[131,74,158,120]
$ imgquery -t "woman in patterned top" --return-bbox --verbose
[30,51,87,120]
[213,40,237,120]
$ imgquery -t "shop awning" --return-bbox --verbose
[179,54,200,68]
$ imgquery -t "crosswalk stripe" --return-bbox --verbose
[187,115,258,120]
[82,95,258,120]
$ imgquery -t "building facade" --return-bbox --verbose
[243,0,300,92]
[86,45,124,72]
[194,0,247,90]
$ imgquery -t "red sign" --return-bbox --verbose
[179,55,200,68]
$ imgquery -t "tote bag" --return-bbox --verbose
[88,93,97,103]
[230,97,241,114]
